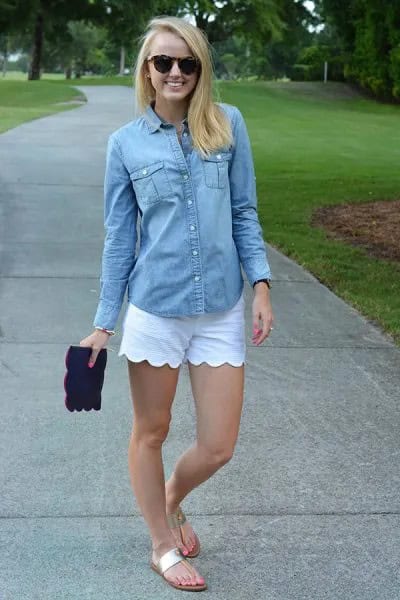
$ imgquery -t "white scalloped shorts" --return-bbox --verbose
[118,291,246,368]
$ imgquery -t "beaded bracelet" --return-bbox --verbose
[94,326,115,336]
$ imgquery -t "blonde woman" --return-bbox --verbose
[80,15,274,592]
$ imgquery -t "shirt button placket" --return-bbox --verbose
[184,173,203,312]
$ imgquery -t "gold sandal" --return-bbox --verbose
[167,507,201,558]
[150,547,207,592]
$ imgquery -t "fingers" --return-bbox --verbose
[88,348,99,369]
[79,331,109,368]
[252,314,274,346]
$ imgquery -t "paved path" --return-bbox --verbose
[0,86,399,600]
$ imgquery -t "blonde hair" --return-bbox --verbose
[134,16,233,157]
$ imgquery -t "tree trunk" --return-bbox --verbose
[28,11,44,80]
[2,36,8,78]
[119,46,125,76]
[65,65,72,79]
[2,59,6,78]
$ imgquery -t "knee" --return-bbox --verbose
[133,415,171,448]
[198,443,234,468]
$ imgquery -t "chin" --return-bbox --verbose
[163,90,191,101]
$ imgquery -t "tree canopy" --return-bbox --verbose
[315,0,400,99]
[2,0,399,101]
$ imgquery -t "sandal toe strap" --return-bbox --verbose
[158,548,183,574]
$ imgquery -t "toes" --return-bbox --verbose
[195,572,205,585]
[183,563,204,586]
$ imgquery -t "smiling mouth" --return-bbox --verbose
[165,82,185,87]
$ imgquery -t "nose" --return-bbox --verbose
[169,60,181,77]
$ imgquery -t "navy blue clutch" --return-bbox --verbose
[64,345,107,412]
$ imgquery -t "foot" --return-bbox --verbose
[152,540,205,588]
[167,505,198,555]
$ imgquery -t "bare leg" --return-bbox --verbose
[127,359,205,587]
[165,362,244,550]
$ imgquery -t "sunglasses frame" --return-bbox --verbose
[147,54,200,76]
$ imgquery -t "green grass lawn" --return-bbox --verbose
[0,79,85,133]
[0,75,399,344]
[218,81,400,344]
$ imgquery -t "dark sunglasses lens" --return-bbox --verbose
[153,56,173,73]
[178,58,198,75]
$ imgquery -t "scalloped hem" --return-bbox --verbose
[118,350,182,369]
[118,350,245,369]
[186,359,245,367]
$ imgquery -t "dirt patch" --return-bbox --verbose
[311,200,400,262]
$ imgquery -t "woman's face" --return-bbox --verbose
[146,31,199,108]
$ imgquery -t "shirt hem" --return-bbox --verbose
[126,285,244,318]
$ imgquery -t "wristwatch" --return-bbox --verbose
[253,278,271,289]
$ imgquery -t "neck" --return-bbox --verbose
[154,98,188,126]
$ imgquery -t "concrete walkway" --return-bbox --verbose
[1,86,399,600]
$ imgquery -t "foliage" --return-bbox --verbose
[1,0,313,80]
[3,0,400,96]
[289,42,345,81]
[208,0,314,80]
[318,0,400,100]
[0,0,107,78]
[43,22,111,77]
[261,0,315,79]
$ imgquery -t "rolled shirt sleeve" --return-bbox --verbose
[229,106,272,286]
[93,134,138,330]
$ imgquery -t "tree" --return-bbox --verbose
[100,0,166,75]
[317,0,400,99]
[262,0,315,79]
[0,0,107,79]
[42,21,111,78]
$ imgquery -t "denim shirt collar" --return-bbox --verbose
[144,103,188,134]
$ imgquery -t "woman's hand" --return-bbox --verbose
[79,330,111,367]
[252,284,274,346]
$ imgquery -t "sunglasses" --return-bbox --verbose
[147,54,200,76]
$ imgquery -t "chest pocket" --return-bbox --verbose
[203,151,232,189]
[130,161,173,205]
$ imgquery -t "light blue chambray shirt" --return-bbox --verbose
[93,102,271,330]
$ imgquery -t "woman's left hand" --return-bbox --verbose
[251,284,274,346]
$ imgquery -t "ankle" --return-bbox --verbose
[152,536,177,556]
[166,500,180,515]
[165,481,180,514]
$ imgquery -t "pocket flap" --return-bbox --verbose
[130,161,164,180]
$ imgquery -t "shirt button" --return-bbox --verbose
[142,169,148,175]
[194,276,200,282]
[192,250,198,256]
[190,225,195,231]
[183,174,189,180]
[187,200,193,206]
[216,154,222,159]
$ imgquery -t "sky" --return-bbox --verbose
[304,0,325,32]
